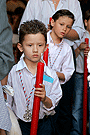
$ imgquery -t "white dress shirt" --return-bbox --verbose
[73,30,90,73]
[47,30,75,84]
[7,58,62,122]
[19,0,85,46]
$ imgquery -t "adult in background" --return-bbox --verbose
[0,0,15,134]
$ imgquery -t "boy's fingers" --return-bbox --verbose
[35,91,44,95]
[81,42,86,45]
[39,84,45,87]
[35,87,44,91]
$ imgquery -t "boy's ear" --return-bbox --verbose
[51,19,55,27]
[17,43,23,52]
[84,19,87,27]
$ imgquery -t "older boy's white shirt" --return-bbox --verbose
[7,57,62,122]
[47,30,75,84]
[73,30,90,73]
[19,0,85,46]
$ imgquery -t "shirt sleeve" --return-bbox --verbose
[0,0,15,81]
[19,0,35,29]
[69,0,85,39]
[7,71,14,110]
[60,47,75,84]
[42,71,62,114]
[19,0,43,30]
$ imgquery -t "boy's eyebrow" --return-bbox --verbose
[26,42,45,44]
[59,22,72,26]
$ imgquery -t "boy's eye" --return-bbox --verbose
[60,23,63,26]
[67,26,71,29]
[29,44,32,47]
[39,44,42,46]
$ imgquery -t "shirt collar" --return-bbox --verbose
[16,54,52,78]
[16,57,28,71]
[47,30,63,46]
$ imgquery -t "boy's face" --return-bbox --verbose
[18,33,46,64]
[85,19,90,34]
[51,16,73,39]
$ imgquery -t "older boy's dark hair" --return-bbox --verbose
[84,9,90,21]
[19,20,47,44]
[50,9,75,29]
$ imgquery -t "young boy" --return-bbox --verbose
[47,9,75,134]
[7,20,62,135]
[71,9,90,135]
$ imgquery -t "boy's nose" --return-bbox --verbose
[63,26,67,31]
[33,45,38,52]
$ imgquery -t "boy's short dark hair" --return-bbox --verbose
[50,9,75,29]
[84,9,90,21]
[19,20,47,44]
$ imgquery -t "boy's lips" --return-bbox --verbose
[33,54,38,57]
[61,32,65,36]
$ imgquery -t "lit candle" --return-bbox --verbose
[43,47,49,66]
[30,62,44,135]
[83,38,89,135]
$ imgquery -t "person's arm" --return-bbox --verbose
[42,96,53,108]
[75,42,89,58]
[0,0,15,81]
[1,76,8,86]
[64,0,85,41]
[74,47,81,58]
[64,29,79,41]
[56,72,65,81]
[43,71,62,111]
[0,129,7,135]
[59,46,75,84]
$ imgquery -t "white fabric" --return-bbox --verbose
[73,30,90,73]
[47,30,75,84]
[0,81,11,131]
[7,58,62,122]
[19,0,85,46]
[7,107,22,135]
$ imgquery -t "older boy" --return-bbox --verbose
[47,9,75,134]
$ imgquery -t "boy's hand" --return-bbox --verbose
[78,42,88,50]
[78,42,89,56]
[84,47,90,56]
[34,84,46,102]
